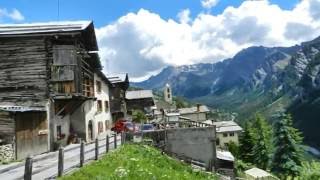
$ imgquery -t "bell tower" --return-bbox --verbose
[164,83,172,104]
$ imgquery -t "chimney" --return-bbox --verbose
[197,104,201,112]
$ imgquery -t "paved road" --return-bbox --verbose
[0,135,122,180]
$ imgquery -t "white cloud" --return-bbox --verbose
[0,8,24,21]
[201,0,219,9]
[9,9,24,21]
[96,0,320,81]
[177,9,191,24]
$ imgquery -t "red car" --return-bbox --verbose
[111,120,137,133]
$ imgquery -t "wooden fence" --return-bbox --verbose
[23,133,124,180]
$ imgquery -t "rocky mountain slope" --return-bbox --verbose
[133,36,320,148]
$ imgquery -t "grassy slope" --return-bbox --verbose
[61,144,217,180]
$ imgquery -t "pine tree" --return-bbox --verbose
[252,114,272,170]
[271,114,302,179]
[238,121,255,163]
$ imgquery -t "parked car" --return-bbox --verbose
[141,124,155,132]
[111,120,135,133]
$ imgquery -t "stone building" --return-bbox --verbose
[71,71,113,142]
[204,120,243,149]
[178,104,210,122]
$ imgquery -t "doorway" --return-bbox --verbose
[88,120,93,141]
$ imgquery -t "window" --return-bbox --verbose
[105,120,111,131]
[96,81,101,93]
[223,133,228,137]
[167,88,170,93]
[97,100,102,112]
[105,101,109,112]
[168,94,170,99]
[216,138,220,145]
[83,77,94,97]
[229,132,234,136]
[98,122,104,134]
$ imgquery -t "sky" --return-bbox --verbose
[1,0,320,81]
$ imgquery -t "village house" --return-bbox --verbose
[0,21,103,160]
[125,90,155,116]
[152,84,210,123]
[178,104,210,122]
[152,109,180,124]
[107,73,129,122]
[71,71,113,143]
[204,120,243,149]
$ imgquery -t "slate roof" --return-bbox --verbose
[126,90,153,100]
[96,71,113,87]
[217,150,235,161]
[245,168,275,178]
[0,21,92,35]
[178,105,210,114]
[0,21,100,60]
[211,121,243,133]
[166,112,180,117]
[107,73,128,84]
[0,106,46,112]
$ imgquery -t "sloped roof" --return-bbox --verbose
[178,105,210,114]
[107,73,128,84]
[0,21,92,35]
[0,106,46,112]
[217,150,234,161]
[166,112,180,116]
[126,90,153,100]
[0,20,99,55]
[245,168,275,178]
[96,70,113,87]
[211,121,243,133]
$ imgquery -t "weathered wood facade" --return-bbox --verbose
[0,37,48,107]
[0,111,14,144]
[107,74,129,122]
[125,90,155,113]
[0,21,102,159]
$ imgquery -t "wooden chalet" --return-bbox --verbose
[0,21,102,159]
[125,90,155,113]
[106,74,129,122]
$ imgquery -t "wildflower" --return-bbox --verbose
[115,167,128,177]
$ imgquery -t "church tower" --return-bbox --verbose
[164,83,172,104]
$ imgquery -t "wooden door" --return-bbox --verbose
[15,112,48,160]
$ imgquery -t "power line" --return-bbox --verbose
[57,0,60,21]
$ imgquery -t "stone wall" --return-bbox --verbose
[0,144,14,163]
[126,127,217,168]
[164,127,216,167]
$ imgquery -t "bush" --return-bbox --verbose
[299,161,320,180]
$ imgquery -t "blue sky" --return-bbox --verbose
[0,0,299,27]
[1,0,319,81]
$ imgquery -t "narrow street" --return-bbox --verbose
[0,135,121,180]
